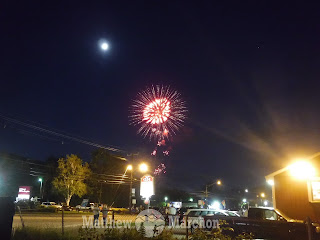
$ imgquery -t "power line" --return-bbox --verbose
[0,114,125,153]
[2,155,134,184]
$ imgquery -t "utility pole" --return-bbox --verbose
[205,180,222,199]
[127,152,139,209]
[129,170,133,209]
[205,185,208,199]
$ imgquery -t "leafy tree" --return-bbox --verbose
[52,154,91,206]
[88,149,127,205]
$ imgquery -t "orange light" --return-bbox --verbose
[289,161,316,180]
[139,163,148,173]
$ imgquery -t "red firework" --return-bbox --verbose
[143,98,171,124]
[130,85,187,140]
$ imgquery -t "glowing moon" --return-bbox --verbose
[101,42,109,51]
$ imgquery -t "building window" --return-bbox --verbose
[308,178,320,203]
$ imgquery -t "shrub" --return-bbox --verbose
[12,227,78,240]
[78,227,181,240]
[16,200,38,210]
[191,220,254,240]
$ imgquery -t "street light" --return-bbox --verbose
[267,179,274,186]
[126,163,149,209]
[38,177,43,199]
[289,161,316,180]
[164,196,168,202]
[260,192,265,198]
[205,180,222,198]
[212,201,221,209]
[139,163,148,173]
[245,189,249,193]
[242,198,247,203]
[189,198,193,202]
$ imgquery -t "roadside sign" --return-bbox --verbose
[140,174,154,198]
[17,186,31,200]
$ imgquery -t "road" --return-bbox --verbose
[13,212,136,228]
[13,212,186,237]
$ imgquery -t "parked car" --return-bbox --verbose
[41,202,62,209]
[76,202,94,212]
[182,208,229,230]
[204,207,320,240]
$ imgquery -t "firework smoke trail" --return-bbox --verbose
[129,85,187,141]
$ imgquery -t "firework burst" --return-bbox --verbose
[130,85,187,140]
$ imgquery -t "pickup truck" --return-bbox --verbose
[202,207,320,240]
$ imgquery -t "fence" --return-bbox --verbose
[13,209,138,235]
[12,208,319,239]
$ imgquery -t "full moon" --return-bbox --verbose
[101,42,109,51]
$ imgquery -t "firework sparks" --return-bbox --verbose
[157,140,166,146]
[163,150,169,156]
[130,85,187,140]
[154,163,166,175]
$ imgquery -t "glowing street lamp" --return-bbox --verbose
[242,198,247,203]
[260,192,265,198]
[267,179,274,186]
[212,201,221,209]
[38,177,43,199]
[139,163,148,173]
[189,198,193,202]
[205,180,222,198]
[245,189,249,193]
[127,165,133,171]
[289,161,316,180]
[164,196,168,202]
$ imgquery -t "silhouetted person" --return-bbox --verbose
[0,197,15,240]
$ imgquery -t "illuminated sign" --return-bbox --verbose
[17,186,31,200]
[140,174,154,199]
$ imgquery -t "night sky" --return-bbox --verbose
[1,1,320,191]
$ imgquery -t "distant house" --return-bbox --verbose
[265,159,320,222]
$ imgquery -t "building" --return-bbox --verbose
[265,159,320,222]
